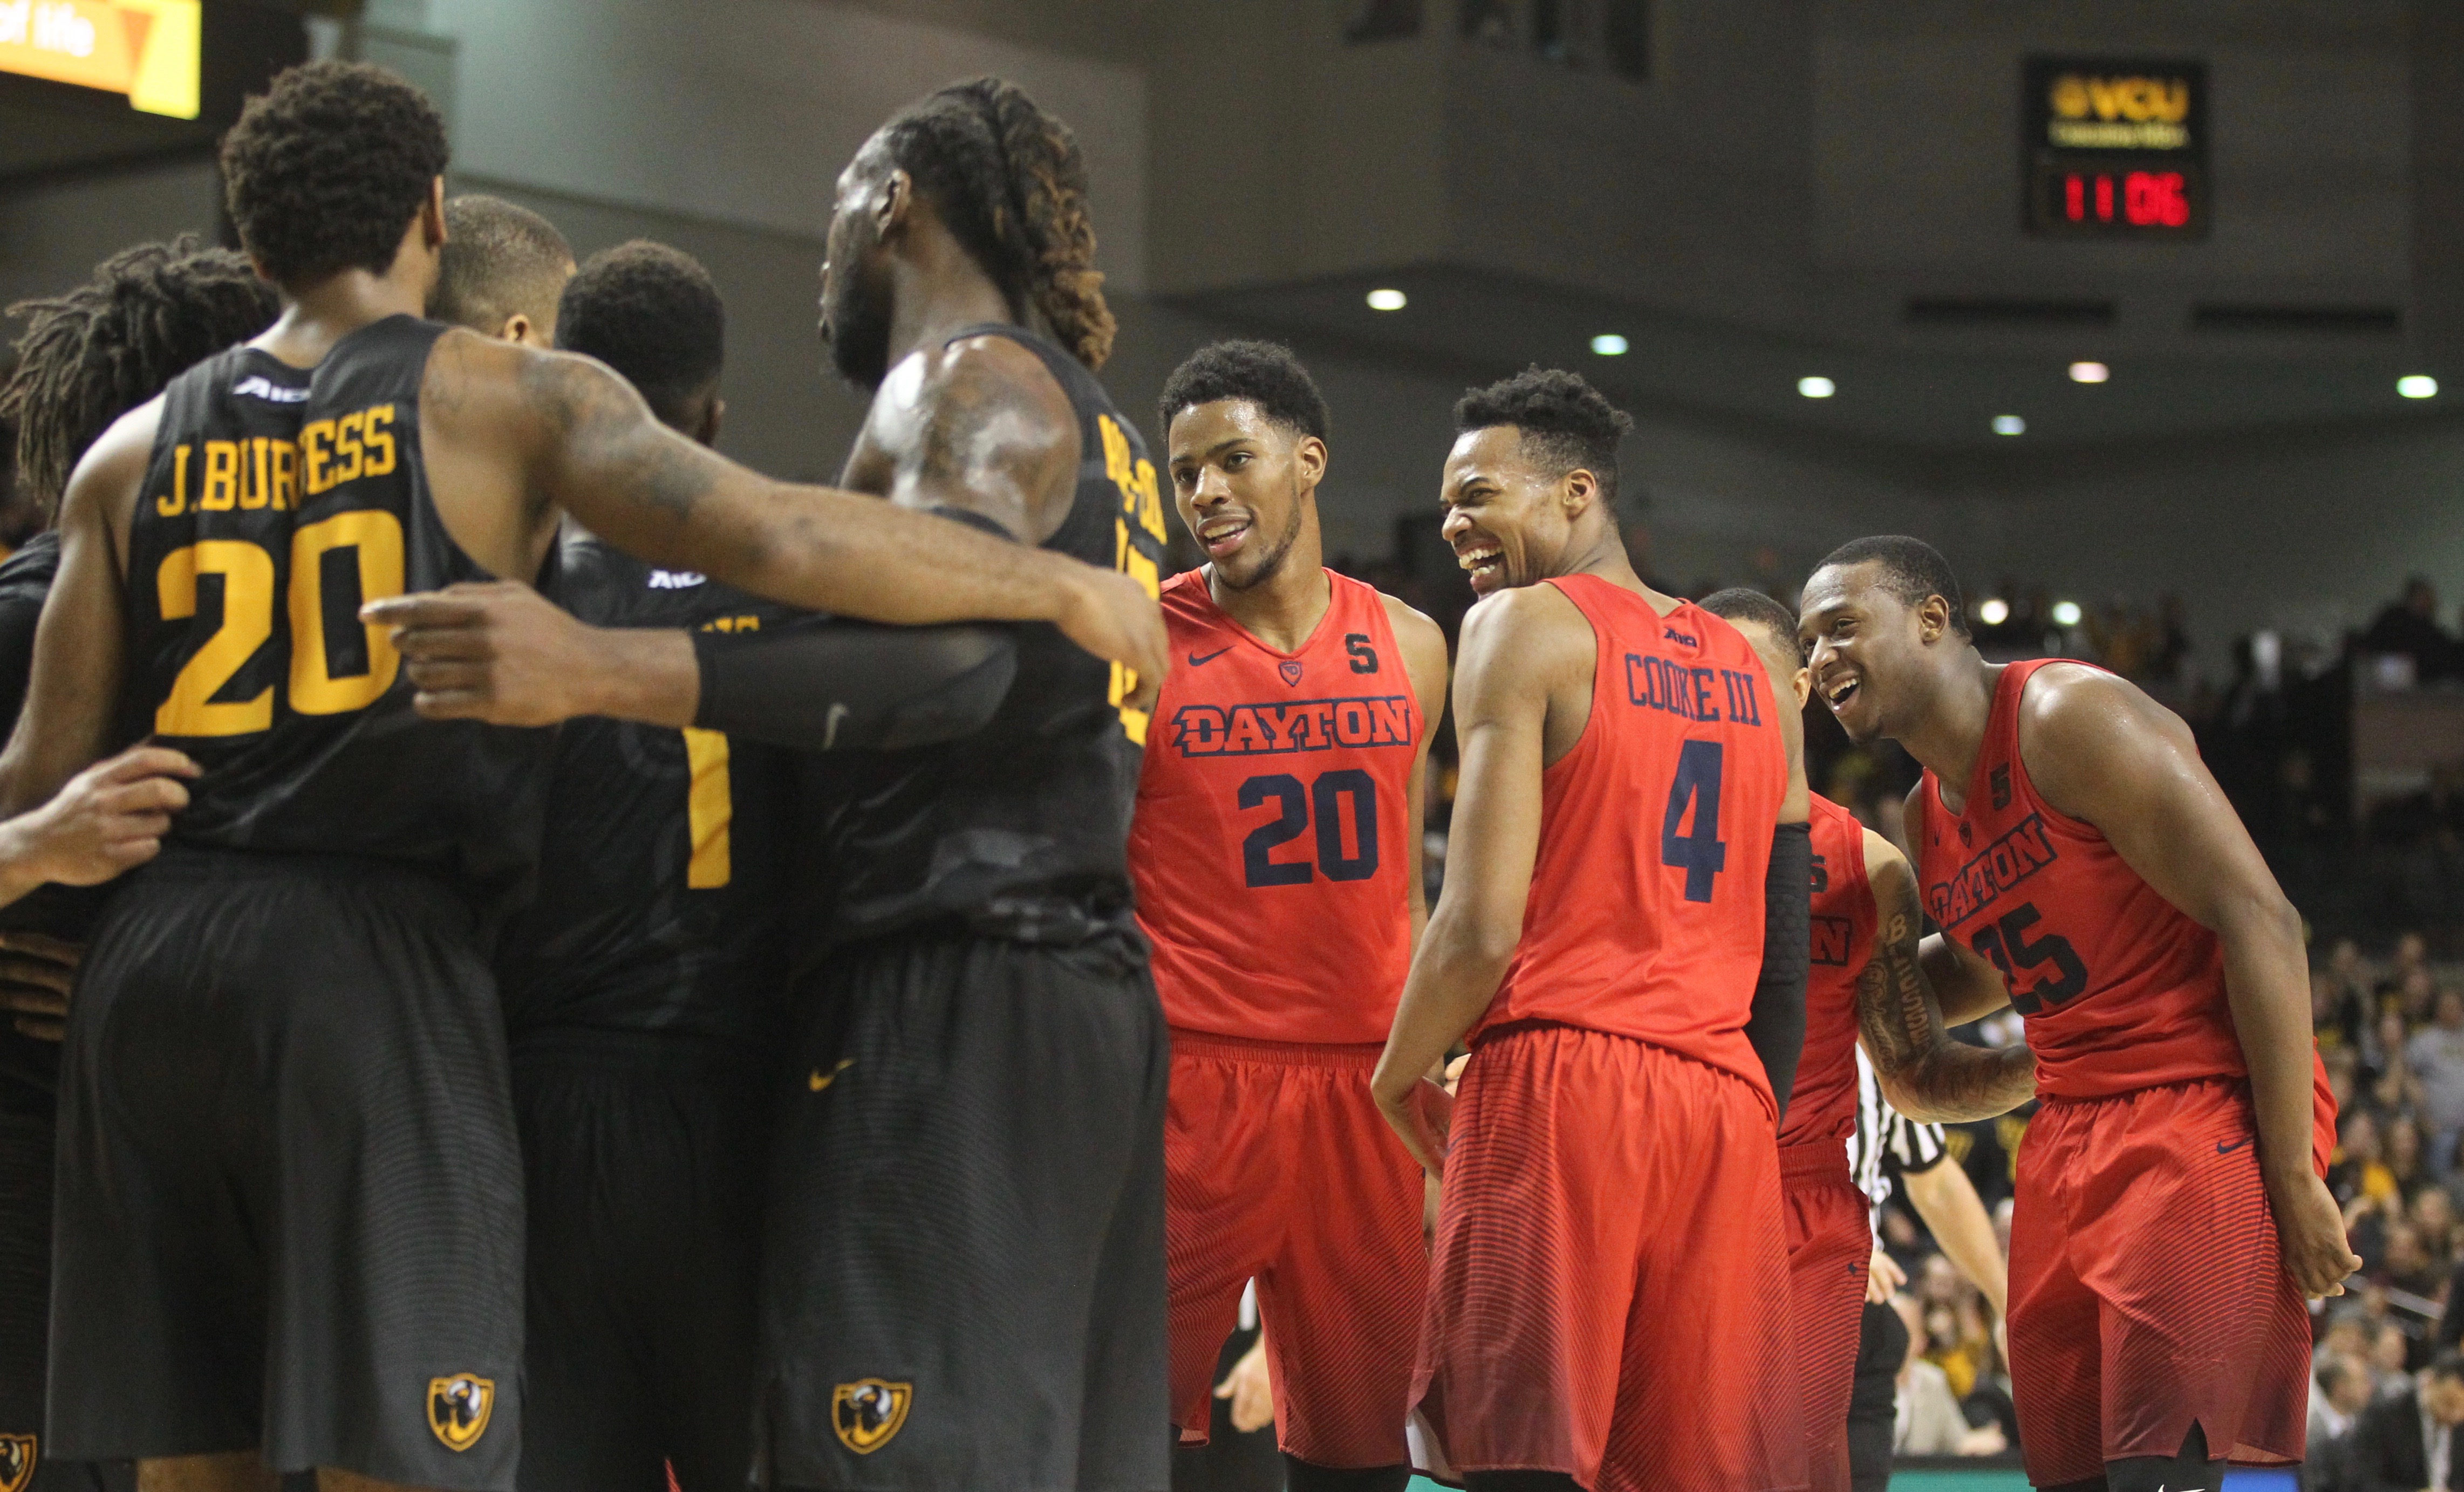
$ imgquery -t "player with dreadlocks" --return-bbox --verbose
[0,234,275,1492]
[767,74,1165,1492]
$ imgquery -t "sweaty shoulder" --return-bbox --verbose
[2014,660,2194,822]
[864,332,1080,543]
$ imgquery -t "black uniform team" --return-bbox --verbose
[0,58,1173,1492]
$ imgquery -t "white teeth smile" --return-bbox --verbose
[1826,679,1859,706]
[1458,546,1502,572]
[1202,520,1249,545]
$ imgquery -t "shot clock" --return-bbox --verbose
[2023,57,2208,240]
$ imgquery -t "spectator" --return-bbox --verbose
[2410,988,2464,1169]
[2309,1353,2371,1475]
[2417,1187,2460,1272]
[2333,1112,2395,1212]
[2384,1223,2445,1300]
[2318,967,2364,1055]
[1890,1295,2003,1457]
[2345,1349,2464,1491]
[2398,968,2442,1029]
[2372,1322,2415,1394]
[2385,934,2434,1005]
[2394,1117,2432,1196]
[2359,577,2457,682]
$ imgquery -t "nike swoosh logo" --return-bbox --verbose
[2215,1137,2251,1155]
[809,1057,856,1092]
[1188,646,1234,667]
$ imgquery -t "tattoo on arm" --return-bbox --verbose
[521,350,718,528]
[1856,870,2036,1122]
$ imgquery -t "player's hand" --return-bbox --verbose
[1048,561,1166,718]
[1380,1075,1455,1178]
[0,744,197,894]
[0,930,80,1043]
[1866,1243,1906,1305]
[2271,1168,2363,1299]
[1213,1336,1274,1435]
[367,583,616,727]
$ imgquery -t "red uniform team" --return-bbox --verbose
[1127,343,2348,1492]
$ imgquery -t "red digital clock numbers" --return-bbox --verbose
[2060,170,2190,228]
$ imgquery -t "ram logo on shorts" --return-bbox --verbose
[832,1378,913,1453]
[427,1374,495,1451]
[0,1433,36,1492]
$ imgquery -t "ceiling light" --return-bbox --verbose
[1976,598,2010,626]
[1591,333,1629,356]
[2069,361,2110,384]
[1365,288,1407,312]
[2399,374,2439,399]
[2051,600,2083,627]
[1992,414,2026,435]
[1798,375,1835,399]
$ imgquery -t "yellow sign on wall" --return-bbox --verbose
[0,0,201,119]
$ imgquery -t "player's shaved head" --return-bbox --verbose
[1700,587,1805,666]
[1812,535,1967,638]
[433,195,575,347]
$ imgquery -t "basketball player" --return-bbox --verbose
[1135,341,1447,1492]
[1699,586,2028,1492]
[430,195,574,348]
[480,240,1021,1492]
[1370,369,1811,1492]
[0,236,275,1492]
[0,60,1159,1492]
[1797,535,2354,1492]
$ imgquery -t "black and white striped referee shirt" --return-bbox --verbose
[1850,1047,1951,1237]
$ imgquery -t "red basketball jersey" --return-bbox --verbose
[1480,576,1791,1107]
[1130,569,1422,1044]
[1915,658,2245,1100]
[1779,792,1872,1148]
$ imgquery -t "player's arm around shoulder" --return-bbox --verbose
[1370,585,1584,1172]
[1857,827,2036,1123]
[1381,591,1451,939]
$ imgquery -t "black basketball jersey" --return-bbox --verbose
[791,323,1168,957]
[494,533,795,1052]
[0,532,82,1113]
[121,314,551,900]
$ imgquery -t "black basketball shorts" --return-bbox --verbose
[48,850,524,1490]
[2,1109,127,1492]
[754,932,1170,1492]
[512,1034,769,1492]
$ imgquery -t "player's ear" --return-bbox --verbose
[497,313,534,347]
[1292,434,1327,489]
[876,168,914,240]
[421,177,447,249]
[696,396,726,449]
[1915,593,1951,645]
[1562,467,1599,518]
[1791,665,1811,708]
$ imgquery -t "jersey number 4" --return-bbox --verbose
[1239,770,1378,887]
[1660,740,1727,902]
[154,511,406,736]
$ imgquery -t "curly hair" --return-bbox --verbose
[0,236,278,516]
[1454,366,1635,504]
[1157,340,1329,442]
[879,76,1115,369]
[219,60,449,288]
[1699,587,1806,665]
[433,195,574,334]
[1815,535,1968,637]
[554,241,725,431]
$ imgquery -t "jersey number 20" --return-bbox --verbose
[154,511,406,736]
[1239,770,1378,887]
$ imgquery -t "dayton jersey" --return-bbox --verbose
[1778,792,1875,1148]
[494,535,794,1053]
[791,323,1167,956]
[1915,658,2242,1099]
[1483,577,1789,1104]
[1129,569,1419,1045]
[122,315,549,898]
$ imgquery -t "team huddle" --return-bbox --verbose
[0,55,2355,1492]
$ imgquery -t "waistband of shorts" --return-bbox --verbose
[1168,1030,1385,1069]
[510,1025,772,1076]
[141,842,461,892]
[1777,1136,1855,1182]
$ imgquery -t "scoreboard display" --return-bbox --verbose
[2023,57,2207,240]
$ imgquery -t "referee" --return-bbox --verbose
[1845,1049,2012,1491]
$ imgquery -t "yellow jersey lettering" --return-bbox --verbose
[269,439,297,511]
[155,443,190,517]
[331,411,364,485]
[360,404,396,477]
[288,510,406,714]
[199,440,238,511]
[154,540,276,736]
[682,727,733,888]
[300,419,332,495]
[238,437,270,510]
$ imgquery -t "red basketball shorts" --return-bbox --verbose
[1781,1140,1867,1492]
[1415,1023,1805,1492]
[2008,1078,2312,1486]
[1165,1033,1427,1467]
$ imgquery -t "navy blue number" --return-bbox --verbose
[1660,740,1728,902]
[1970,903,2087,1015]
[1239,774,1313,886]
[1312,769,1380,882]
